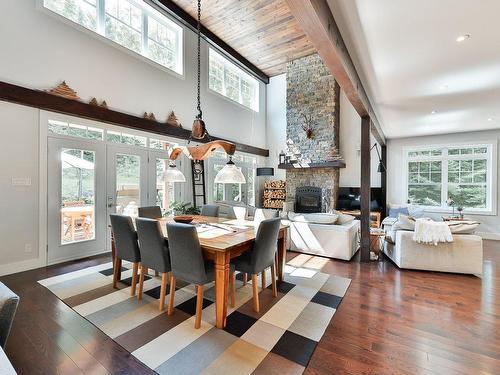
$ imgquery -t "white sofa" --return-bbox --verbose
[383,222,483,275]
[285,219,360,261]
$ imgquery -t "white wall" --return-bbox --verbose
[0,0,267,273]
[0,0,266,147]
[266,74,287,180]
[339,91,381,188]
[0,102,42,273]
[388,130,500,238]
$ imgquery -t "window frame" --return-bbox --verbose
[403,142,497,215]
[208,47,259,112]
[39,0,184,77]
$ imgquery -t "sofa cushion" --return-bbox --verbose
[288,212,338,225]
[392,214,416,231]
[447,221,480,234]
[388,207,409,218]
[333,210,356,225]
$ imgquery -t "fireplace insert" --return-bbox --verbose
[295,186,322,213]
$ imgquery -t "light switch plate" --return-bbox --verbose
[11,177,32,186]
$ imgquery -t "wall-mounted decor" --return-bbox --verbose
[300,112,314,139]
[90,97,108,109]
[143,112,156,121]
[166,111,182,128]
[46,81,79,100]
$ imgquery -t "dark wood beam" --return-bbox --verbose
[360,116,371,262]
[380,145,387,219]
[285,0,385,145]
[147,0,269,84]
[0,81,269,157]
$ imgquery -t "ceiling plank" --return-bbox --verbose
[285,0,385,144]
[169,0,316,76]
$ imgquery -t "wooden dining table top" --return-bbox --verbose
[157,215,288,252]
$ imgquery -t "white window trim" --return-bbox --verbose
[207,47,259,112]
[402,142,497,216]
[37,0,185,78]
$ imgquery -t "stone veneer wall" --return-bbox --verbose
[285,53,343,212]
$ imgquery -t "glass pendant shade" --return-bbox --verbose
[214,158,246,184]
[164,163,186,182]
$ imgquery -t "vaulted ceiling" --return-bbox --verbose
[172,0,316,76]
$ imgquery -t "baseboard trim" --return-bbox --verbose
[47,248,109,266]
[0,257,46,277]
[477,232,500,240]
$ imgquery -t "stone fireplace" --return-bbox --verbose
[284,53,344,212]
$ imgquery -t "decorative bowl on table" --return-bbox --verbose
[173,215,194,224]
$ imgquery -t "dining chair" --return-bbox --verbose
[138,206,162,219]
[110,214,141,296]
[232,217,281,313]
[136,218,172,310]
[200,204,219,217]
[166,223,235,328]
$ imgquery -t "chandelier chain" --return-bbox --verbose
[196,0,202,119]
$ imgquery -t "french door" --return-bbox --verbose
[46,117,180,262]
[47,137,106,264]
[106,144,149,246]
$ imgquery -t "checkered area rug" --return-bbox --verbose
[38,254,351,374]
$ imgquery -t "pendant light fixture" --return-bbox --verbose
[163,161,186,182]
[215,156,246,184]
[167,0,245,184]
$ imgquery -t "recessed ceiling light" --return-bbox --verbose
[431,110,437,114]
[456,34,471,42]
[488,118,493,122]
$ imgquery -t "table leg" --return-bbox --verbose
[111,235,121,284]
[276,228,287,282]
[214,252,230,329]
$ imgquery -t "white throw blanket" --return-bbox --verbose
[413,218,453,246]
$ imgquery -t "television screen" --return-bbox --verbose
[337,187,383,211]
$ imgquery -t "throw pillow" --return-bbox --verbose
[447,221,480,234]
[332,210,356,224]
[389,207,409,218]
[408,206,425,218]
[392,214,416,231]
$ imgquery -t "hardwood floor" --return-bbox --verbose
[1,241,499,374]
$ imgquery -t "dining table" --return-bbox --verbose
[111,215,289,329]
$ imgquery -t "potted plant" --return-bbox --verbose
[167,201,200,216]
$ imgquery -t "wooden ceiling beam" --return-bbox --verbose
[147,0,270,84]
[0,81,269,157]
[285,0,385,144]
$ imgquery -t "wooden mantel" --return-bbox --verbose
[278,160,346,169]
[0,81,269,157]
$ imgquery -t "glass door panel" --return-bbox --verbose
[115,153,141,216]
[48,137,106,265]
[107,145,148,219]
[60,148,96,244]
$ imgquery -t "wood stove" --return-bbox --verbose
[295,186,322,213]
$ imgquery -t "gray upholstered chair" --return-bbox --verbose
[166,223,235,328]
[110,214,141,296]
[0,283,19,349]
[232,217,281,312]
[138,206,162,219]
[200,204,219,217]
[136,218,172,310]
